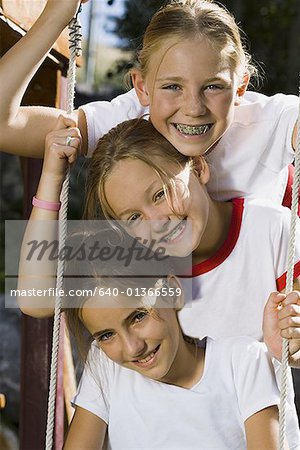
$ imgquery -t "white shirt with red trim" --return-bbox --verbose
[178,197,300,450]
[80,90,298,204]
[179,198,300,341]
[73,337,280,450]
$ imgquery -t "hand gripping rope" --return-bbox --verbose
[279,82,300,450]
[45,6,82,450]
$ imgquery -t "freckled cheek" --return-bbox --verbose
[143,320,167,341]
[125,224,152,244]
[151,94,180,117]
[217,93,236,115]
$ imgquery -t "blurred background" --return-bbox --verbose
[76,0,300,96]
[0,0,300,448]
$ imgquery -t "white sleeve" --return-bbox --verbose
[72,343,114,423]
[79,89,149,158]
[232,338,280,422]
[245,93,298,170]
[269,94,298,167]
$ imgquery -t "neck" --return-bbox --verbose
[192,198,233,265]
[161,334,204,388]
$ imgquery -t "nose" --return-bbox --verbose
[122,333,146,359]
[182,90,206,117]
[146,206,170,234]
[151,219,170,233]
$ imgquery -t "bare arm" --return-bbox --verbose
[245,406,284,450]
[18,115,80,317]
[0,0,88,157]
[64,406,107,450]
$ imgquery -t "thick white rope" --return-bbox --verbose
[279,82,300,450]
[45,8,82,450]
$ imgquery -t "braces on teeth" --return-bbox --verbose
[176,124,209,135]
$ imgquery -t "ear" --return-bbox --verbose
[193,156,210,185]
[167,275,184,310]
[131,69,151,107]
[234,71,250,106]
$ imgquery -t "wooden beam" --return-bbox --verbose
[1,0,71,60]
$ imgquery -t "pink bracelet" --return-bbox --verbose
[32,196,61,211]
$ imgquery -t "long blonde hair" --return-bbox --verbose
[134,0,256,81]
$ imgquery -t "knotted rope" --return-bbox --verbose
[279,82,300,450]
[45,7,82,449]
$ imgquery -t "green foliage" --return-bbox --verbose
[223,0,300,94]
[113,0,165,50]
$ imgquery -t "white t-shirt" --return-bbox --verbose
[177,197,300,450]
[73,336,280,450]
[80,90,298,203]
[179,198,300,341]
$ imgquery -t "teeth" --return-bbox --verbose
[164,221,185,242]
[137,350,156,363]
[175,124,210,135]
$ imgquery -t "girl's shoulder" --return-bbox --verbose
[207,335,268,359]
[242,91,298,108]
[235,91,298,125]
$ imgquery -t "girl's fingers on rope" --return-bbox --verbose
[265,291,286,309]
[46,115,82,153]
[43,121,81,177]
[281,290,300,307]
[53,114,78,131]
[277,291,300,343]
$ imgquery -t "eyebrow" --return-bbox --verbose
[92,309,141,339]
[155,74,231,83]
[118,180,160,218]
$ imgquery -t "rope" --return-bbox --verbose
[278,79,300,450]
[45,7,82,450]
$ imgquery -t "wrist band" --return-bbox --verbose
[32,196,61,211]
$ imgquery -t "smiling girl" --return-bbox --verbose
[62,267,282,450]
[1,0,298,208]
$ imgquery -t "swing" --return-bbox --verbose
[43,4,300,449]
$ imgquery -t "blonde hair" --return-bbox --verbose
[134,0,256,80]
[84,119,193,221]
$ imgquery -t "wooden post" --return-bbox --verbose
[19,63,67,449]
[1,3,79,447]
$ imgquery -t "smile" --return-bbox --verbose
[174,123,212,136]
[133,345,160,365]
[160,219,187,244]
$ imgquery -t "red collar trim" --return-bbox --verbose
[192,198,244,276]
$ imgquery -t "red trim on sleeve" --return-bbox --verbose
[282,164,300,217]
[192,198,244,276]
[276,261,300,292]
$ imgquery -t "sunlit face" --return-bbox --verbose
[135,37,243,157]
[82,297,183,383]
[103,157,210,257]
